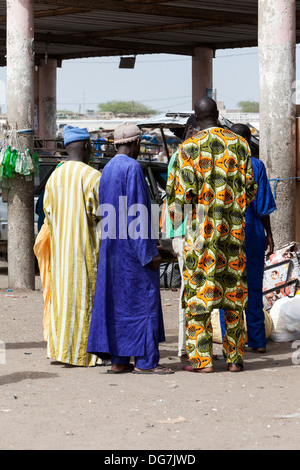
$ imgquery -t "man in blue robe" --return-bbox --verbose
[87,122,172,375]
[220,123,277,353]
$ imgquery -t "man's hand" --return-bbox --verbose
[261,215,275,258]
[265,233,274,258]
[149,254,162,270]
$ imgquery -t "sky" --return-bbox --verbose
[0,45,299,115]
[56,44,300,113]
[55,47,261,114]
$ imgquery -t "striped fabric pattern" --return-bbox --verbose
[43,161,101,366]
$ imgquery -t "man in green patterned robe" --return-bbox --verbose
[166,97,257,373]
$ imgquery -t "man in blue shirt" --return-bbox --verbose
[220,123,277,353]
[88,122,172,375]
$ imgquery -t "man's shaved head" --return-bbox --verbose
[231,123,252,147]
[194,96,219,128]
[194,96,218,119]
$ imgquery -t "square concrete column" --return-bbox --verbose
[259,0,296,248]
[6,0,35,289]
[192,47,214,107]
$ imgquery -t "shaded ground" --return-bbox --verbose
[0,260,299,450]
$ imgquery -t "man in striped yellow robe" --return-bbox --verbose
[43,126,101,367]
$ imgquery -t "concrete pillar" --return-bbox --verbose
[192,47,214,107]
[258,0,296,249]
[38,58,57,144]
[6,0,35,289]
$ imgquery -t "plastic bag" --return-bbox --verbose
[269,295,300,342]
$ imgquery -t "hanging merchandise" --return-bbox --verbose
[0,129,38,187]
[2,145,12,178]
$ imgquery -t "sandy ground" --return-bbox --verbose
[0,259,300,451]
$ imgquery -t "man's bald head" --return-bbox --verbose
[230,123,252,147]
[194,96,219,129]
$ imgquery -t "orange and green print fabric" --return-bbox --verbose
[166,127,258,314]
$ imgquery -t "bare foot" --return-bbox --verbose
[180,354,189,363]
[227,363,243,372]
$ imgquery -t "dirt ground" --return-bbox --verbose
[0,259,299,451]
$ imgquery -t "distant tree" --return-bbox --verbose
[237,101,259,113]
[98,100,157,115]
[57,109,75,115]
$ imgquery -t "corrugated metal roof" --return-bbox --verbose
[0,1,299,65]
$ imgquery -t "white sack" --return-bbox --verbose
[269,296,300,342]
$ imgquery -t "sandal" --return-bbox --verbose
[107,364,134,374]
[251,347,266,353]
[132,365,174,375]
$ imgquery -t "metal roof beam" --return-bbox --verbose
[48,42,192,60]
[209,39,258,49]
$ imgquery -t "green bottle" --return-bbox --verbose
[21,152,30,176]
[3,145,12,178]
[15,152,22,174]
[10,148,18,172]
